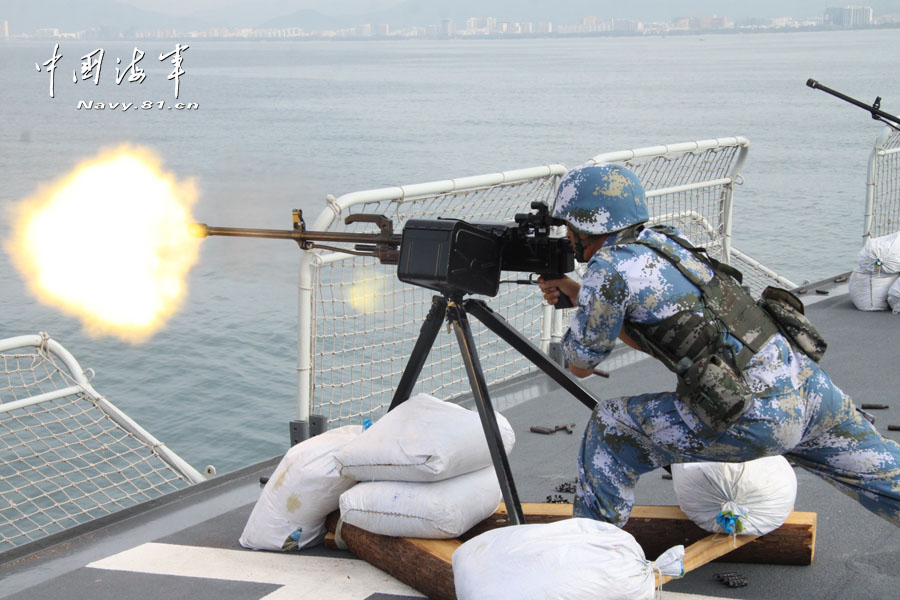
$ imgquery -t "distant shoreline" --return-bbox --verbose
[5,22,900,43]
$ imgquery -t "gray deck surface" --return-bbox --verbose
[502,290,899,600]
[1,290,897,600]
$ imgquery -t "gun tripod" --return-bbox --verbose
[389,294,598,525]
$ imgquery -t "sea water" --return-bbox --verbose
[1,30,898,473]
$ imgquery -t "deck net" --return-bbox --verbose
[307,168,564,428]
[549,138,795,369]
[305,138,795,429]
[586,138,795,297]
[866,127,900,239]
[0,334,198,555]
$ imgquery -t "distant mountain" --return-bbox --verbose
[190,0,400,28]
[261,9,349,31]
[258,0,900,31]
[5,0,900,36]
[0,0,206,34]
[361,0,900,25]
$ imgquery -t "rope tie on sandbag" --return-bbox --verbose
[652,561,664,599]
[713,461,745,547]
[333,517,348,550]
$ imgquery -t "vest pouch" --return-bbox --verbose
[758,286,827,362]
[679,354,752,432]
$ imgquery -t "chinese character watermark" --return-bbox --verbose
[35,44,191,100]
[116,48,147,85]
[159,44,189,99]
[34,43,63,98]
[74,48,104,85]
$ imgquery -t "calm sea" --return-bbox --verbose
[1,30,898,473]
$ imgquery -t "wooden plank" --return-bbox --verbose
[325,504,816,600]
[324,512,458,600]
[657,532,759,585]
[475,503,817,566]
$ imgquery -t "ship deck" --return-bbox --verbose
[2,280,898,600]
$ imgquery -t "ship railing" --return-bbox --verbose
[0,333,205,556]
[297,137,796,432]
[297,165,567,431]
[864,126,900,240]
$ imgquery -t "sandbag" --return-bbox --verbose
[452,518,684,600]
[339,466,501,538]
[671,456,797,536]
[239,425,363,551]
[857,232,900,273]
[849,269,899,311]
[334,393,515,482]
[889,277,900,314]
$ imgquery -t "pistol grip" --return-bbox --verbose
[542,272,573,310]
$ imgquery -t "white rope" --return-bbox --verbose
[653,561,664,599]
[333,517,348,550]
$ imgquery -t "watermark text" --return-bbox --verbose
[76,100,200,111]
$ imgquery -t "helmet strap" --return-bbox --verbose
[570,230,609,263]
[573,232,591,263]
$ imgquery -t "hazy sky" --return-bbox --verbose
[112,0,404,17]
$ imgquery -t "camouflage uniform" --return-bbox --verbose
[567,226,900,527]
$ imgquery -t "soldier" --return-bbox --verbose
[539,163,900,528]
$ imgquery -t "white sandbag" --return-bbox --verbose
[334,393,515,482]
[339,466,501,538]
[849,269,899,311]
[888,277,900,314]
[452,518,684,600]
[239,425,363,551]
[857,232,900,273]
[671,456,797,536]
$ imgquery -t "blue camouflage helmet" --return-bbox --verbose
[552,163,649,235]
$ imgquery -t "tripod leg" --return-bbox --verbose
[389,295,447,411]
[448,301,525,526]
[464,298,598,410]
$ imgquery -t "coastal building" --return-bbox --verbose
[825,5,874,26]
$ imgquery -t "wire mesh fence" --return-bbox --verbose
[866,127,900,239]
[309,173,562,427]
[305,138,798,430]
[0,334,198,554]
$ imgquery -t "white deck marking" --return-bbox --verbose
[87,542,424,600]
[663,593,737,600]
[87,542,734,600]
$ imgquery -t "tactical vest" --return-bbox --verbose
[614,225,779,432]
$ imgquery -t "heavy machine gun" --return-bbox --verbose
[807,79,900,130]
[191,201,575,304]
[192,201,597,525]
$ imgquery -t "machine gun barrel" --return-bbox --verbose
[189,211,403,263]
[192,223,401,245]
[806,78,900,128]
[191,203,573,298]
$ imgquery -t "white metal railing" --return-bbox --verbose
[864,127,900,240]
[296,165,567,428]
[296,137,796,430]
[0,333,205,553]
[586,136,750,262]
[551,136,793,343]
